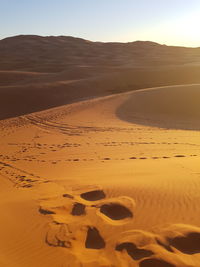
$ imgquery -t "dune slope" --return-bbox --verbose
[117,84,200,130]
[1,84,200,266]
[2,35,200,120]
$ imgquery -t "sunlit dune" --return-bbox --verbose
[1,83,200,266]
[2,0,200,263]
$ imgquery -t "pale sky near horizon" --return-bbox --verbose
[1,0,200,47]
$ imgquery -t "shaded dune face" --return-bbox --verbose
[116,85,200,130]
[100,203,133,220]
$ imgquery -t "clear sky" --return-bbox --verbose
[1,0,200,47]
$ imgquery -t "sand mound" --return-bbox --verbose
[117,84,200,130]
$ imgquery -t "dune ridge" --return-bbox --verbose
[2,35,200,120]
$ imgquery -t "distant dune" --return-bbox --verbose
[1,35,198,72]
[1,35,200,120]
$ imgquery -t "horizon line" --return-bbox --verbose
[0,34,199,49]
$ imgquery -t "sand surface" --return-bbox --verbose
[1,84,200,266]
[2,35,200,121]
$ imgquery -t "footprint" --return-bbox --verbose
[41,188,135,264]
[100,203,133,220]
[139,258,175,267]
[39,207,55,215]
[168,232,200,254]
[116,242,153,260]
[85,227,105,249]
[63,193,74,199]
[71,203,86,216]
[103,157,111,161]
[80,190,106,201]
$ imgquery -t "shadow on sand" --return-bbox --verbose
[116,84,200,131]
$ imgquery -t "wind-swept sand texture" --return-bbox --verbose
[1,84,200,266]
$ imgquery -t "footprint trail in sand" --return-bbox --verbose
[1,85,200,266]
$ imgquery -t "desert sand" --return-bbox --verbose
[2,35,200,121]
[1,83,200,266]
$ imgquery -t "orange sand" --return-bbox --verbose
[1,85,200,266]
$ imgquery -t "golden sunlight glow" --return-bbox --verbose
[132,10,200,47]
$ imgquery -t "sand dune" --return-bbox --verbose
[2,35,200,120]
[117,84,200,130]
[1,35,199,72]
[1,84,200,266]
